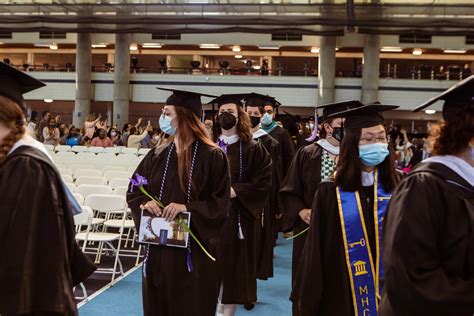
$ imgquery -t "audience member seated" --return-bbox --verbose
[109,127,124,147]
[43,117,60,146]
[64,127,83,146]
[91,128,113,147]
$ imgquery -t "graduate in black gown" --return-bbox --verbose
[258,94,295,176]
[291,103,401,316]
[212,94,272,316]
[280,100,363,315]
[0,62,96,316]
[127,88,231,316]
[381,76,474,316]
[246,95,283,281]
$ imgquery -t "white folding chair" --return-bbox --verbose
[71,145,88,153]
[120,147,138,155]
[102,166,126,173]
[75,184,112,199]
[138,148,151,156]
[75,176,108,186]
[44,144,55,152]
[77,152,97,159]
[116,153,138,160]
[58,168,73,177]
[73,206,94,301]
[88,146,105,154]
[79,194,128,284]
[104,171,131,182]
[113,186,129,198]
[62,174,74,184]
[109,178,131,190]
[70,163,97,172]
[73,193,85,206]
[74,169,103,179]
[65,182,76,192]
[103,147,121,154]
[55,151,76,158]
[55,145,72,152]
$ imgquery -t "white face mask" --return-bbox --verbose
[260,113,273,126]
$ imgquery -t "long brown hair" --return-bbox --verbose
[0,96,26,164]
[432,107,474,156]
[335,127,400,192]
[174,106,217,193]
[213,104,253,143]
[319,118,335,139]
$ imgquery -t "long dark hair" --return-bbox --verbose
[213,104,252,143]
[174,106,217,193]
[432,107,474,156]
[319,118,335,139]
[335,127,400,192]
[0,96,26,164]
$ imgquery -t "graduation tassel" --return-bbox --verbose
[238,210,244,240]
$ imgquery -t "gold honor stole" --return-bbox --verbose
[336,169,391,316]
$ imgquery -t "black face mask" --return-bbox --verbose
[249,116,261,128]
[331,127,343,142]
[219,112,237,130]
[50,124,57,128]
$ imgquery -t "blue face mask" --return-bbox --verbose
[159,115,176,136]
[359,143,389,167]
[261,113,273,126]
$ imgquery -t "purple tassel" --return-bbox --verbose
[306,108,319,142]
[186,246,194,272]
[217,139,228,155]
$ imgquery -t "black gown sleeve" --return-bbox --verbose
[185,147,231,243]
[280,129,296,175]
[233,142,272,218]
[280,147,307,231]
[290,181,333,314]
[382,173,474,315]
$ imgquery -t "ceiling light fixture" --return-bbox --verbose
[129,43,138,51]
[91,43,107,48]
[235,55,243,59]
[142,43,162,48]
[258,45,280,50]
[44,98,53,103]
[49,43,58,50]
[311,47,319,53]
[425,109,436,115]
[232,46,241,52]
[412,48,423,56]
[200,44,221,49]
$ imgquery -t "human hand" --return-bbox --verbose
[162,203,187,221]
[140,200,162,217]
[299,208,312,225]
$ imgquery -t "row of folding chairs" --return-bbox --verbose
[63,176,130,189]
[45,144,151,156]
[59,168,132,180]
[52,151,141,160]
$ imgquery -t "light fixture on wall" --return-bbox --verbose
[380,46,403,52]
[142,43,162,48]
[92,43,107,48]
[425,109,436,115]
[311,47,319,53]
[412,48,423,56]
[129,43,138,51]
[443,49,467,54]
[235,55,243,59]
[49,43,58,50]
[44,98,53,103]
[232,46,241,52]
[200,44,221,49]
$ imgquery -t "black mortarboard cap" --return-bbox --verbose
[157,87,216,117]
[243,93,281,108]
[412,75,474,122]
[316,100,365,121]
[209,94,247,108]
[0,62,46,112]
[327,102,399,130]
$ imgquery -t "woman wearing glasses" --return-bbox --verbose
[291,103,401,316]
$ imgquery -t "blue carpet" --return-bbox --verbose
[79,237,292,316]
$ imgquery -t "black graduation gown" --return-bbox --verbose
[280,143,323,286]
[0,146,96,316]
[221,140,272,304]
[254,133,282,280]
[380,162,474,316]
[127,142,231,316]
[268,125,296,177]
[291,179,378,316]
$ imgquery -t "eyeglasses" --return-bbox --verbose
[360,137,388,144]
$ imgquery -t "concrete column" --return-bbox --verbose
[113,33,131,128]
[317,36,336,105]
[361,34,381,103]
[74,33,92,128]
